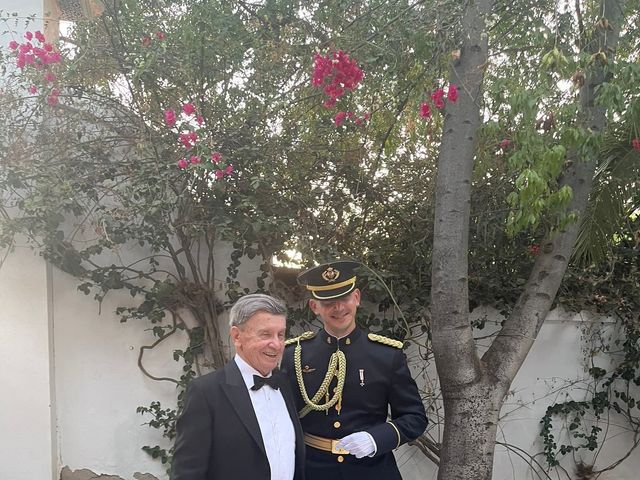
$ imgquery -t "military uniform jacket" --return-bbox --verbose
[281,328,427,479]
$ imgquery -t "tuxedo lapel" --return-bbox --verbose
[220,361,267,457]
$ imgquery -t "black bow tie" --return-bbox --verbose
[251,374,280,391]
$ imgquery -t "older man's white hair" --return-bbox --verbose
[229,293,287,328]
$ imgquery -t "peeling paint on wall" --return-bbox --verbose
[133,473,161,480]
[60,466,159,480]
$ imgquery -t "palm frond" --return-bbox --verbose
[572,104,640,266]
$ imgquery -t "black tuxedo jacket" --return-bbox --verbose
[171,361,305,480]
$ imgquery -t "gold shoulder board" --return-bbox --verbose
[285,331,316,346]
[367,333,404,349]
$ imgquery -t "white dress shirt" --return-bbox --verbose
[234,355,296,480]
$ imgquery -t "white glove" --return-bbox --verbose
[335,431,377,458]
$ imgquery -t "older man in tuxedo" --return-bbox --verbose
[171,294,305,480]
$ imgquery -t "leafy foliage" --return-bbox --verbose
[1,0,639,476]
[542,218,640,470]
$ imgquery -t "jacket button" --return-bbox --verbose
[334,421,341,428]
[337,455,344,462]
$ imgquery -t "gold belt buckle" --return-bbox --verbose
[331,440,349,455]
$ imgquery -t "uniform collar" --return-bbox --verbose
[318,327,361,348]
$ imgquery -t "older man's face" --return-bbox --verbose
[231,312,286,376]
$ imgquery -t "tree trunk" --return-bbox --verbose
[438,379,507,480]
[430,0,495,478]
[430,1,625,479]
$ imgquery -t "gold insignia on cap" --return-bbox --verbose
[321,267,340,282]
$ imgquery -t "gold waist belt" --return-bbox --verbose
[303,433,350,455]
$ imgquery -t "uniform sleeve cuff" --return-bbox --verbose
[366,421,402,455]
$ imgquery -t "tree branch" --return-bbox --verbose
[431,0,494,387]
[484,0,626,385]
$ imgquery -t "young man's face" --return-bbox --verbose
[230,311,286,376]
[309,289,361,338]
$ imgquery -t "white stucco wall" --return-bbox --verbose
[52,266,187,479]
[1,3,54,479]
[0,246,55,480]
[397,307,640,480]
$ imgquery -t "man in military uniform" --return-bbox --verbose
[281,260,427,480]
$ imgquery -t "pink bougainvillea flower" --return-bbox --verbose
[46,90,59,106]
[447,84,458,103]
[19,42,32,54]
[500,139,511,149]
[313,50,364,108]
[24,31,33,41]
[141,36,152,47]
[156,31,166,40]
[363,112,371,121]
[164,109,177,127]
[178,132,194,149]
[9,40,18,50]
[324,84,344,99]
[177,131,198,149]
[43,72,56,82]
[182,103,196,116]
[225,165,234,175]
[419,102,431,119]
[354,118,363,126]
[214,169,224,179]
[431,88,445,109]
[34,31,45,43]
[190,155,201,164]
[632,138,640,151]
[50,51,62,62]
[177,158,188,169]
[196,115,204,125]
[211,152,222,163]
[43,43,53,52]
[527,244,540,256]
[312,52,332,87]
[28,85,38,94]
[323,98,337,109]
[334,111,348,127]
